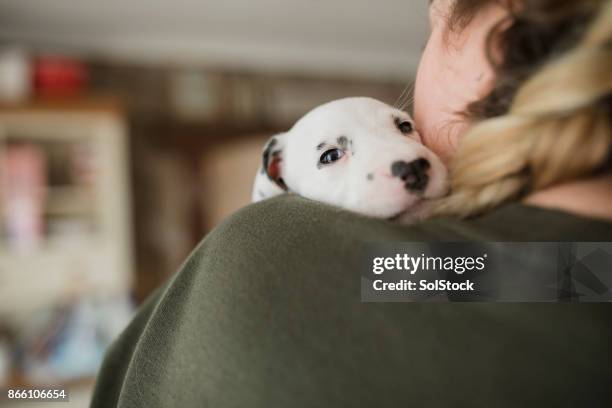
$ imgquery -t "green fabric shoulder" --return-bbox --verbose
[91,195,612,408]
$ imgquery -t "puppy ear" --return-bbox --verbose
[252,133,289,202]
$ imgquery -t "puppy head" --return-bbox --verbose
[253,97,448,219]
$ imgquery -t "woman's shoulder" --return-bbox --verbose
[212,195,612,249]
[92,195,612,408]
[216,194,479,247]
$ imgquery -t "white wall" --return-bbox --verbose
[0,0,429,80]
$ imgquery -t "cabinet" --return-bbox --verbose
[0,103,133,325]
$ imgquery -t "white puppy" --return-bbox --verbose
[252,97,447,222]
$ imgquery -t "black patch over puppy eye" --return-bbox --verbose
[394,117,413,134]
[319,148,345,165]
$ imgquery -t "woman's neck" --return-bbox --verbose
[524,173,612,222]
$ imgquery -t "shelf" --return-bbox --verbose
[7,371,96,389]
[0,95,124,115]
[45,185,96,217]
[0,109,133,317]
[0,235,101,258]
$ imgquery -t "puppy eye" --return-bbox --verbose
[319,148,345,165]
[395,117,413,134]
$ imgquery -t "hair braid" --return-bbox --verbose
[435,0,612,218]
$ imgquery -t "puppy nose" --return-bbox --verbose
[391,158,430,192]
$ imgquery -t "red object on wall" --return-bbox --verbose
[33,56,88,98]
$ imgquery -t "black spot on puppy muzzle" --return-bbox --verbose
[391,158,430,192]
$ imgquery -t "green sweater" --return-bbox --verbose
[91,196,612,408]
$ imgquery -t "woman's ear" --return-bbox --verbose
[252,133,288,202]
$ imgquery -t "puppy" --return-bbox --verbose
[252,97,447,223]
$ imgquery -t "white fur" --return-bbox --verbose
[252,97,448,222]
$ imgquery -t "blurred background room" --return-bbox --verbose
[0,0,428,405]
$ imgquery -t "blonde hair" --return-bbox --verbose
[435,0,612,218]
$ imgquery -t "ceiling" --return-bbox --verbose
[0,0,430,80]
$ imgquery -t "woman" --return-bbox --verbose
[420,0,612,219]
[92,1,612,407]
